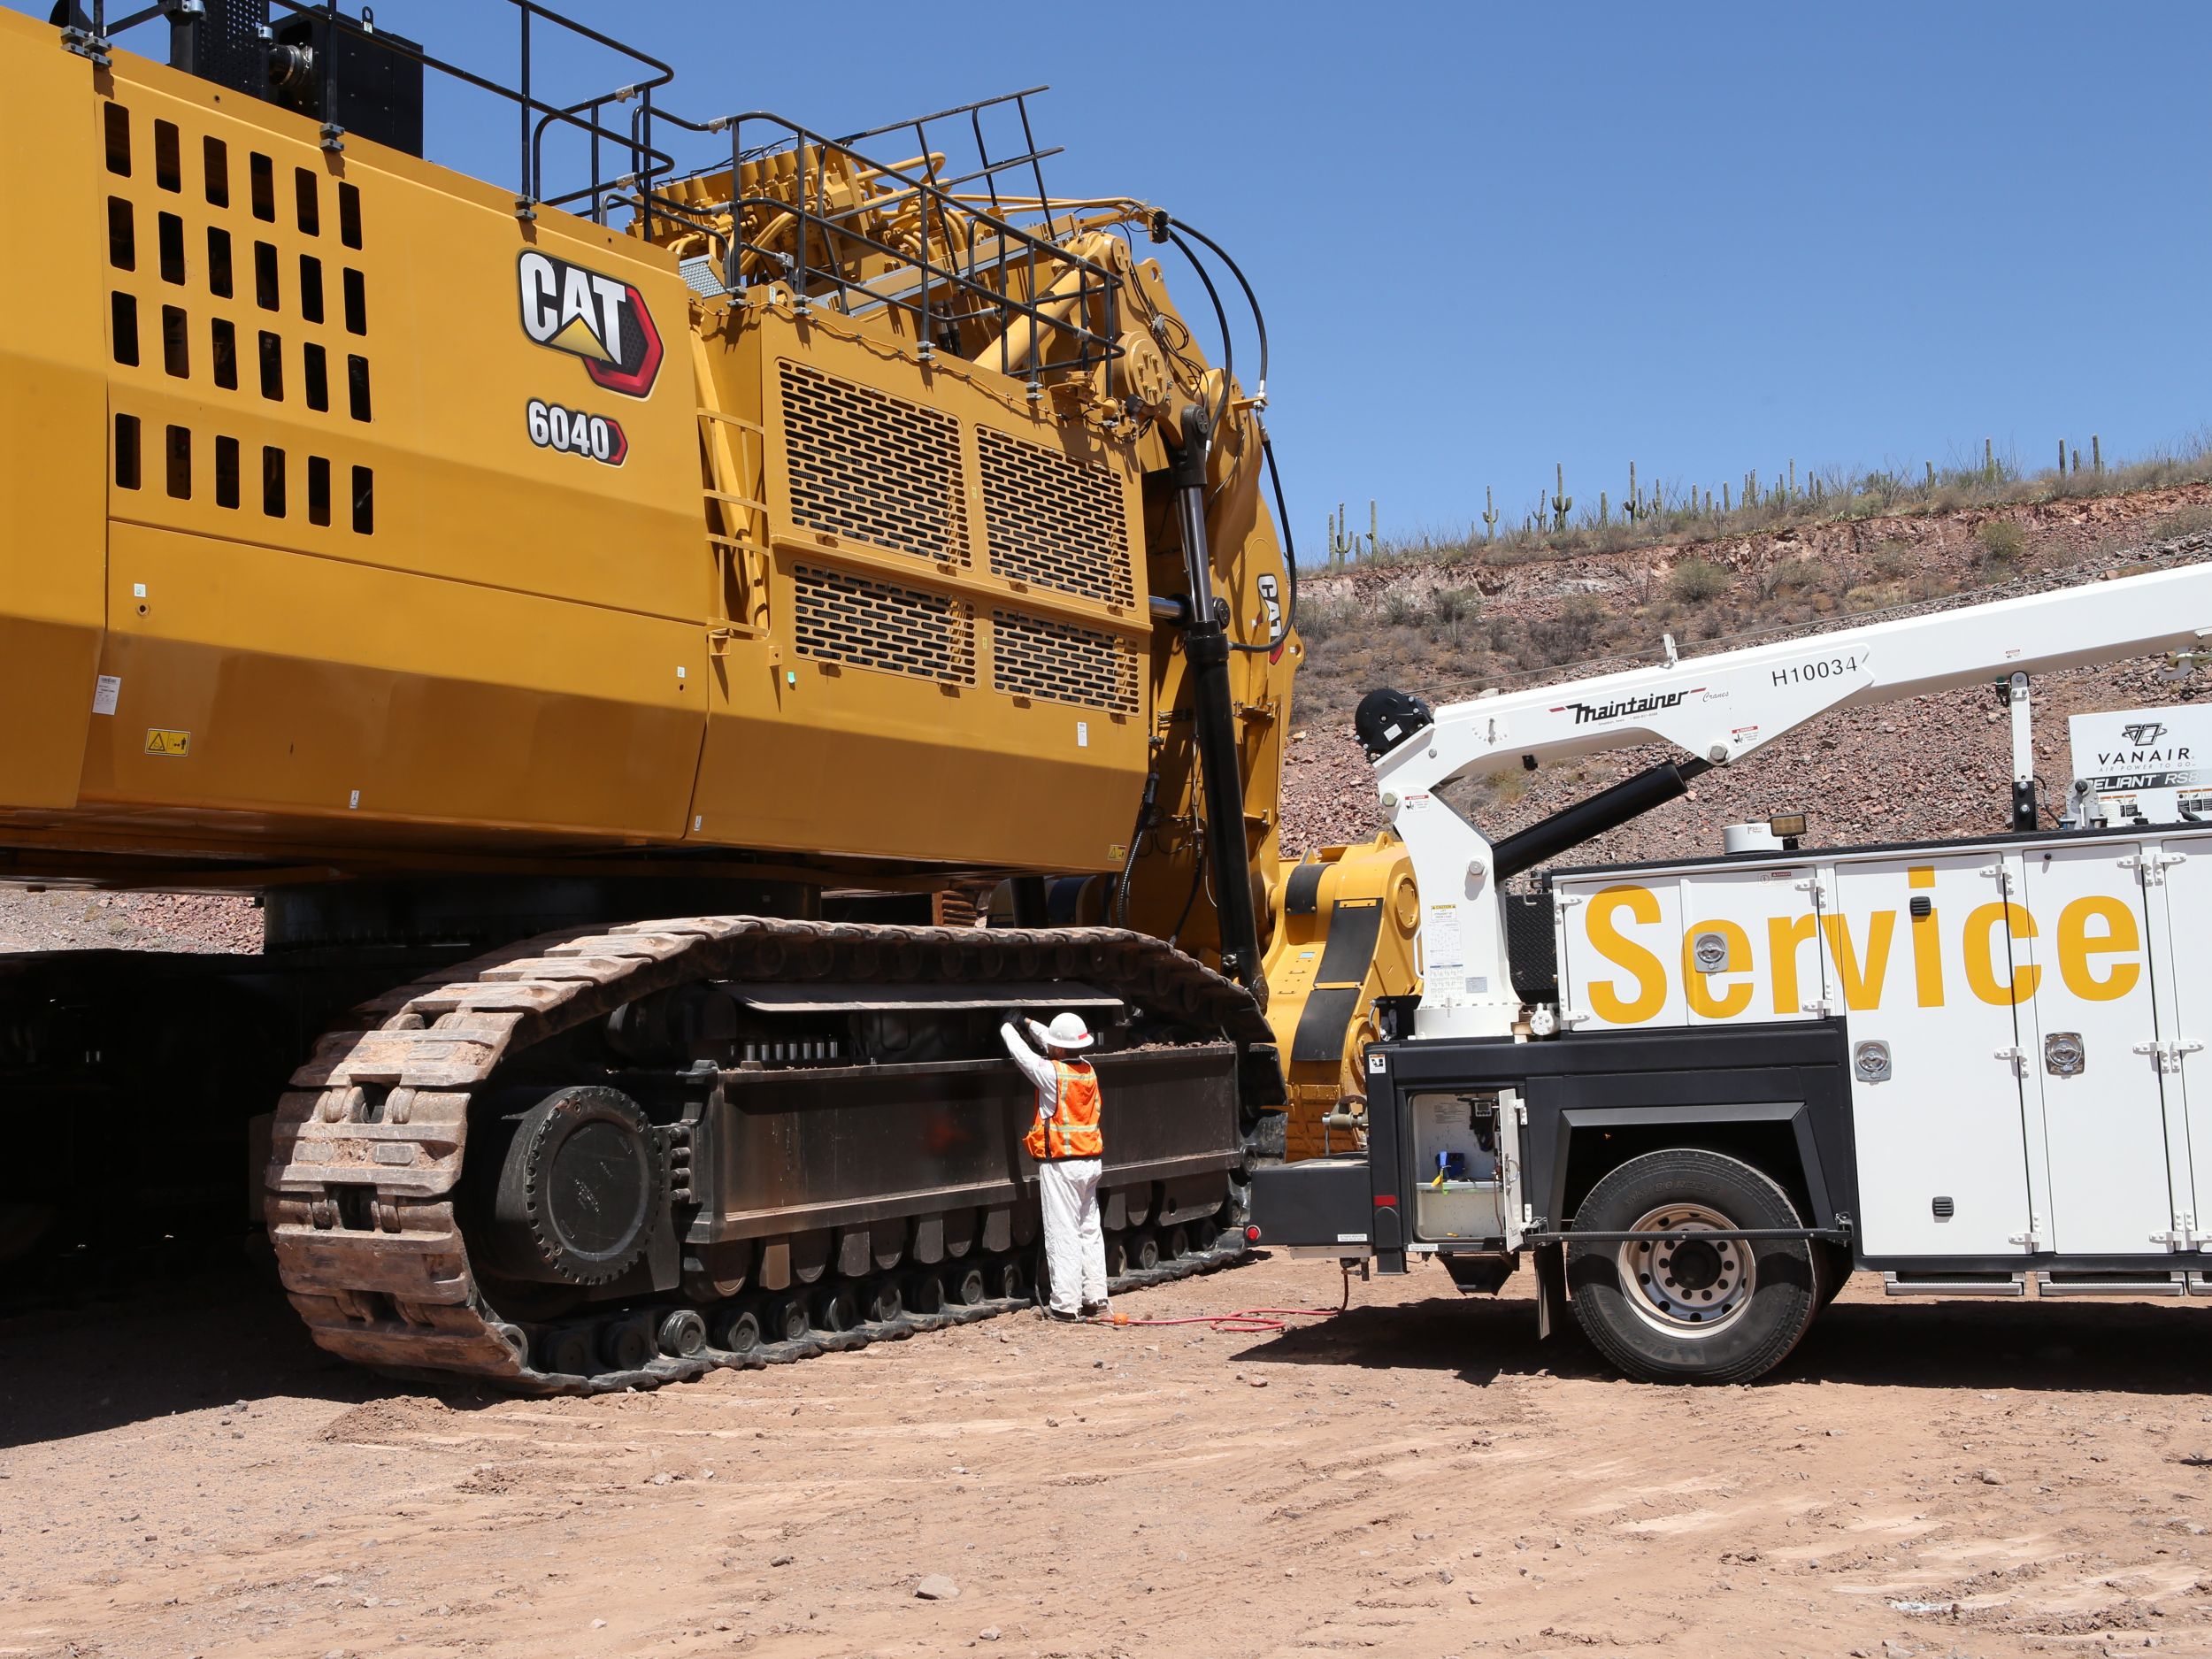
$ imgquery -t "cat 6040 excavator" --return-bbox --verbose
[0,0,1413,1389]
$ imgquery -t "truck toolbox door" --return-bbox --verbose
[2022,841,2175,1255]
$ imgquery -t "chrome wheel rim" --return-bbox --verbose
[1616,1202,1755,1337]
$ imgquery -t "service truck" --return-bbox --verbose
[1254,562,2212,1382]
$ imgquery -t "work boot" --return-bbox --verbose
[1041,1306,1079,1323]
[1080,1300,1110,1319]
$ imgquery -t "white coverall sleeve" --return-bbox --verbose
[999,1020,1057,1119]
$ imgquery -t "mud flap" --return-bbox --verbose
[1532,1241,1566,1341]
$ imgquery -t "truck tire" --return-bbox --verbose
[1565,1148,1819,1385]
[1816,1240,1853,1308]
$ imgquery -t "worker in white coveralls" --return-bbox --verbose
[999,1011,1110,1322]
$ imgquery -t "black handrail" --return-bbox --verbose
[73,0,676,216]
[66,0,1121,385]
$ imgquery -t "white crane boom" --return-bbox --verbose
[1368,561,2212,1037]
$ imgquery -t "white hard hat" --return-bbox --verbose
[1043,1011,1094,1050]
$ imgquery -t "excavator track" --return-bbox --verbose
[266,916,1271,1394]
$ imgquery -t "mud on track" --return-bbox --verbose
[2,1252,2209,1657]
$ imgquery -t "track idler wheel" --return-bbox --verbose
[485,1087,665,1287]
[948,1265,987,1307]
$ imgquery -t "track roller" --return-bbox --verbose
[657,1309,708,1359]
[864,1279,904,1324]
[601,1313,657,1371]
[708,1303,761,1355]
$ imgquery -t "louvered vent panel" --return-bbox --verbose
[978,426,1133,604]
[780,360,967,564]
[795,564,975,685]
[991,610,1138,712]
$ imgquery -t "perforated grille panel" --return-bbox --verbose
[780,361,967,564]
[795,564,975,685]
[991,610,1138,712]
[978,426,1133,604]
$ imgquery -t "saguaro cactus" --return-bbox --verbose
[1622,461,1642,522]
[1481,484,1500,541]
[1326,503,1355,570]
[1326,501,1378,568]
[1984,436,1995,480]
[1549,464,1572,533]
[2093,434,2103,474]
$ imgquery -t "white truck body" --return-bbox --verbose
[1553,824,2210,1267]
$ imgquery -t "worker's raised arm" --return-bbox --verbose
[998,1018,1057,1095]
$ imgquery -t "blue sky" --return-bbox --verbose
[38,0,2212,560]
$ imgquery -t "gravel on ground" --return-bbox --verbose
[2,1252,2207,1658]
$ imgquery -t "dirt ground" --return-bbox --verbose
[2,1254,2208,1659]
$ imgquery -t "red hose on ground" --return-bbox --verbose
[1102,1306,1342,1334]
[1090,1266,1356,1334]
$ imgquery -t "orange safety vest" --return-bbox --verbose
[1025,1060,1103,1161]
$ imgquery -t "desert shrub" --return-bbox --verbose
[1378,588,1422,627]
[1524,595,1605,666]
[1294,595,1358,641]
[1432,586,1480,626]
[2151,503,2212,541]
[1976,519,2027,562]
[1668,557,1732,603]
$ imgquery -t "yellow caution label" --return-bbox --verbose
[1108,843,1127,863]
[144,727,192,757]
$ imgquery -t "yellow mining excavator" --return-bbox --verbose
[0,0,1409,1388]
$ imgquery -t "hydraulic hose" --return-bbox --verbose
[1157,216,1297,657]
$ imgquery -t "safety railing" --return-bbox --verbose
[61,0,675,219]
[60,1,1118,392]
[643,88,1124,396]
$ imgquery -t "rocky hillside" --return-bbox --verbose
[1280,484,2212,871]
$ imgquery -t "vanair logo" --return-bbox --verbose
[2124,722,2169,746]
[517,251,664,397]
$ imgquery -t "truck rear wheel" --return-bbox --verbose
[1565,1148,1819,1385]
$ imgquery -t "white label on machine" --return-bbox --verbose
[1077,721,1089,749]
[1421,1097,1470,1133]
[2071,704,2212,827]
[1424,902,1464,997]
[1425,903,1463,966]
[91,675,120,716]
